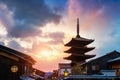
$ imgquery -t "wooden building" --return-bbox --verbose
[82,50,120,75]
[0,45,35,80]
[108,56,120,76]
[64,18,95,66]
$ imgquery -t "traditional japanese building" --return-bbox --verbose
[106,51,120,76]
[64,18,95,66]
[82,50,120,75]
[30,68,45,80]
[0,45,36,80]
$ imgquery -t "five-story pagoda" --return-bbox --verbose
[64,18,95,66]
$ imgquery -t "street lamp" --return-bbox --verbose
[64,69,69,77]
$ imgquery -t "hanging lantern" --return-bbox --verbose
[11,65,18,73]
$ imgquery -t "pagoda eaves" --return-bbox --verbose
[65,37,94,47]
[64,47,95,54]
[64,54,95,62]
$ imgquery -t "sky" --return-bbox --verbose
[0,0,120,72]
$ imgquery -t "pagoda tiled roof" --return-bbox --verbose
[65,37,94,47]
[64,47,95,54]
[64,54,95,62]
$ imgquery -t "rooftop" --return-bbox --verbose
[108,56,120,63]
[0,45,35,64]
[82,50,120,65]
[65,37,94,47]
[64,54,95,62]
[64,47,95,54]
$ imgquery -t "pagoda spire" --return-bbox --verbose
[76,18,80,38]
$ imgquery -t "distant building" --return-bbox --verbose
[48,70,58,80]
[58,63,71,79]
[30,68,45,80]
[82,50,120,75]
[0,45,35,80]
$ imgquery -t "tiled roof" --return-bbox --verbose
[82,50,120,65]
[108,57,120,62]
[65,37,94,47]
[0,45,35,64]
[64,47,95,54]
[64,54,95,62]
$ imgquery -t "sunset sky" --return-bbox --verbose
[0,0,120,72]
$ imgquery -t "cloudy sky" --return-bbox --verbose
[0,0,120,72]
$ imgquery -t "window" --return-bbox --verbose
[92,65,99,71]
[92,65,96,71]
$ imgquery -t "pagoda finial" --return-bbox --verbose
[76,18,80,38]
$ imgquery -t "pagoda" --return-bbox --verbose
[64,18,95,66]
